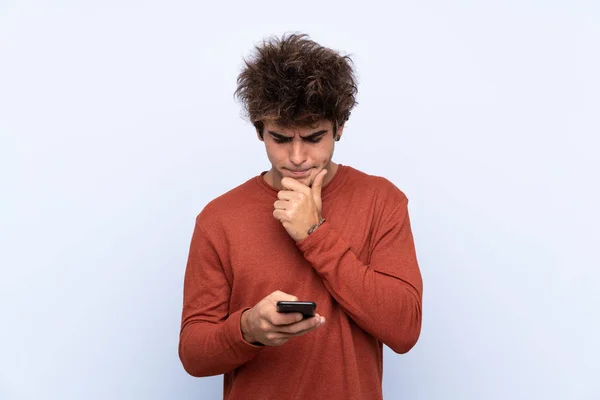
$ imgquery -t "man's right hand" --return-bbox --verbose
[240,290,326,346]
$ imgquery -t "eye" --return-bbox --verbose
[307,137,323,143]
[273,138,290,144]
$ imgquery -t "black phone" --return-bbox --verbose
[276,301,316,319]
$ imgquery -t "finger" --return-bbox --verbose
[273,209,286,221]
[276,315,326,335]
[281,177,310,193]
[273,200,288,210]
[311,169,328,199]
[286,322,323,337]
[277,190,300,201]
[270,311,304,326]
[269,290,299,302]
[274,199,298,212]
[274,314,321,333]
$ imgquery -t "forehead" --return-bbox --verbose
[263,119,333,135]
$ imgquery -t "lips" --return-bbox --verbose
[286,168,312,177]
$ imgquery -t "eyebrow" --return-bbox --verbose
[268,130,328,140]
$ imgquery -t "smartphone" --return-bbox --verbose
[276,301,316,319]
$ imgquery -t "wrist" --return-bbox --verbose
[240,309,256,344]
[307,217,326,236]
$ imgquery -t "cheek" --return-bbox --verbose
[264,144,286,164]
[314,144,334,164]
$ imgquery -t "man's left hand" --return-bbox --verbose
[273,169,327,242]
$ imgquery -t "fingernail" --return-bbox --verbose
[320,317,326,325]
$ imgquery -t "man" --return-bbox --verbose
[179,33,423,399]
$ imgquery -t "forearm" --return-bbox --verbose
[297,222,422,353]
[179,308,262,377]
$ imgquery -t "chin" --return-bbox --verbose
[301,177,314,187]
[277,167,319,186]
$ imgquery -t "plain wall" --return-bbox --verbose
[1,1,599,399]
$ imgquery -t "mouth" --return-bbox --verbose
[285,168,312,178]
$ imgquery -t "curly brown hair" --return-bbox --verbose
[235,33,358,137]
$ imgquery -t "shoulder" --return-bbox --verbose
[195,176,261,230]
[342,165,408,205]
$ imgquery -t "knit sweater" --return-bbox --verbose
[179,165,423,400]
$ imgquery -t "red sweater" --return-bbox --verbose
[179,165,423,400]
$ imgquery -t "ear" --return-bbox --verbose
[335,124,344,141]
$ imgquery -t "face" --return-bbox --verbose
[258,119,343,190]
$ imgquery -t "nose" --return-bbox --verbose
[289,140,307,166]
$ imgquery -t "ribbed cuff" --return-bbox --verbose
[224,308,265,357]
[297,220,330,252]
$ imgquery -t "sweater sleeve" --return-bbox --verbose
[296,195,423,354]
[178,218,263,377]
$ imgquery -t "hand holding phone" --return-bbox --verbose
[240,292,324,347]
[276,301,317,319]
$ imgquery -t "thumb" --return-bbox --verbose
[312,169,327,200]
[270,290,298,302]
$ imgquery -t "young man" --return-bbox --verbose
[179,34,423,399]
